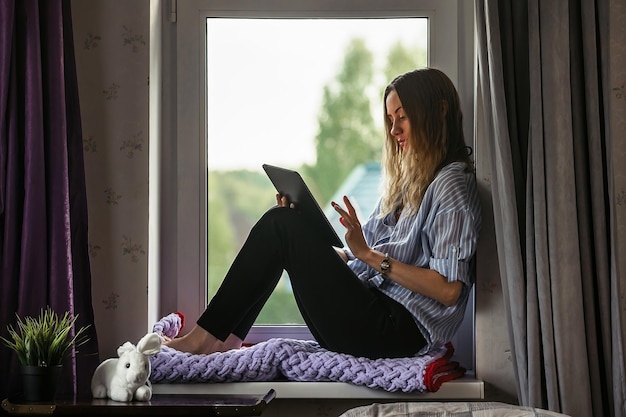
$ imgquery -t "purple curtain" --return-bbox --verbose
[0,0,99,400]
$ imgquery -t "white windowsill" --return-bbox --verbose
[151,374,484,400]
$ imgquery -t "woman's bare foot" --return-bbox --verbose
[164,325,218,354]
[213,333,244,353]
[164,325,243,355]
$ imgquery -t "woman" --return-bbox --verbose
[166,68,481,360]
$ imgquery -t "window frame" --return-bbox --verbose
[156,0,476,364]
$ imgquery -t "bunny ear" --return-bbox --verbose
[117,341,136,357]
[136,332,162,355]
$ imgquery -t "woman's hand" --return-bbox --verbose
[331,196,369,259]
[333,196,461,306]
[276,193,295,208]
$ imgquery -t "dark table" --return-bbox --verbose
[1,390,276,416]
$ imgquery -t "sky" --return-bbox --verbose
[206,18,428,171]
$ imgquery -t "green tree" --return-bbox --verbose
[305,38,380,203]
[207,173,237,296]
[383,41,427,84]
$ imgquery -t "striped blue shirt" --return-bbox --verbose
[345,162,482,354]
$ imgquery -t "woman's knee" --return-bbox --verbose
[258,206,304,232]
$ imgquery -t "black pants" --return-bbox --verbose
[197,206,426,359]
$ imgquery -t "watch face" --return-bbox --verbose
[381,259,390,272]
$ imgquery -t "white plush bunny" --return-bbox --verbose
[91,332,162,402]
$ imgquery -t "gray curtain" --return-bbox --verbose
[475,1,625,417]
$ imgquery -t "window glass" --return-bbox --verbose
[206,18,428,326]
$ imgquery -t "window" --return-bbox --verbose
[161,0,476,369]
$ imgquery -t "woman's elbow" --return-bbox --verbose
[441,281,463,307]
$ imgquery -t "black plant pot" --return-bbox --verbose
[21,365,62,403]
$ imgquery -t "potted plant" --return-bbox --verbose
[1,306,90,402]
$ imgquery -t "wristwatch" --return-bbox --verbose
[380,253,391,276]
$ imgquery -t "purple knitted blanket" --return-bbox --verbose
[150,313,458,393]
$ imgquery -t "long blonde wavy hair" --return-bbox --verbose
[380,68,473,218]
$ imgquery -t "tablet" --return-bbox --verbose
[262,164,344,248]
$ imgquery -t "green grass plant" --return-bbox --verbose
[1,306,90,367]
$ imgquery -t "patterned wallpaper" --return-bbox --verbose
[69,0,626,413]
[71,0,150,360]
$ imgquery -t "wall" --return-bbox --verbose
[71,0,150,359]
[70,0,626,414]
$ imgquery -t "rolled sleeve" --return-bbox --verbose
[430,245,472,284]
[429,209,478,285]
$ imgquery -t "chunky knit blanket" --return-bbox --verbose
[149,313,465,393]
